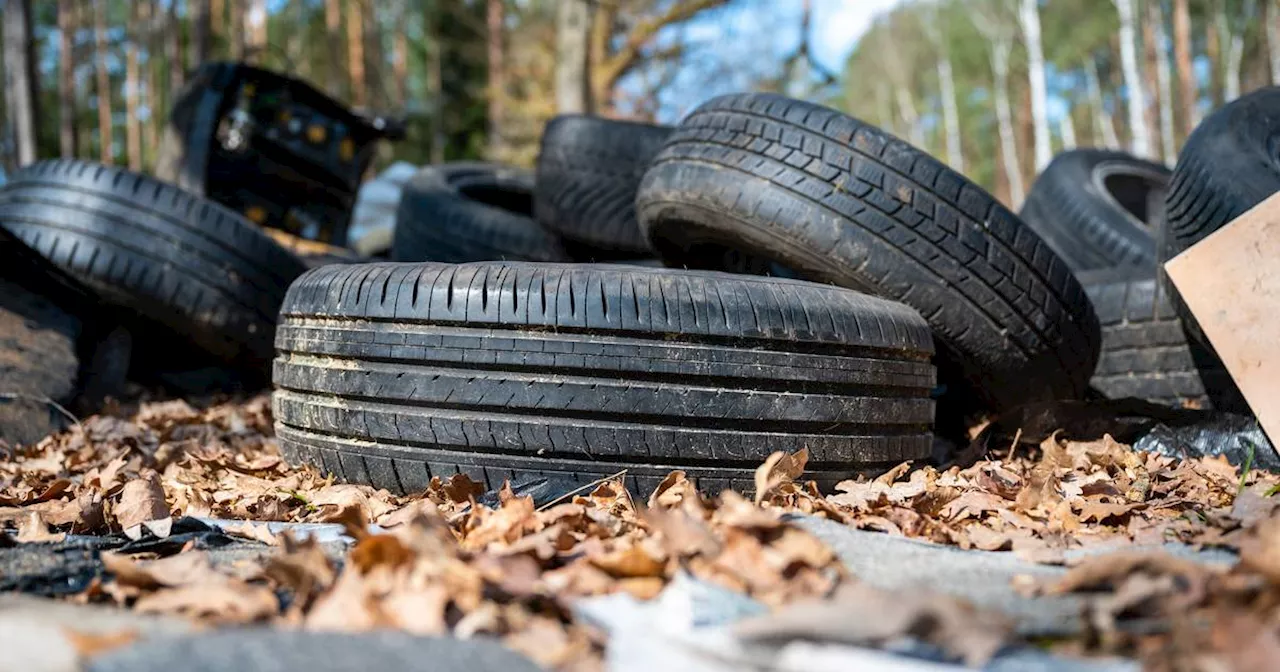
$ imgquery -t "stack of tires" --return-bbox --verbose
[1019,88,1280,412]
[279,93,1101,494]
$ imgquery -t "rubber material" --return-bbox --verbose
[636,93,1100,412]
[1020,149,1168,271]
[273,262,937,494]
[1161,86,1280,344]
[535,115,671,257]
[392,163,569,263]
[1081,268,1245,411]
[0,159,307,369]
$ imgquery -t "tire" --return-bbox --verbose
[1020,149,1169,271]
[273,262,937,495]
[636,93,1100,413]
[1161,87,1280,343]
[534,115,671,258]
[392,163,569,263]
[1080,267,1246,411]
[0,159,307,371]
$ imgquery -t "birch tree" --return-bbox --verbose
[923,2,963,171]
[1270,0,1280,85]
[1085,58,1120,148]
[1225,0,1259,101]
[1112,0,1150,157]
[1151,0,1176,165]
[487,0,506,158]
[94,0,114,165]
[1018,0,1051,172]
[972,5,1024,207]
[346,0,366,107]
[3,0,39,167]
[1059,108,1077,151]
[126,1,143,171]
[1173,0,1197,135]
[555,0,590,113]
[57,0,78,158]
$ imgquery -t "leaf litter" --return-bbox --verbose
[2,395,1280,670]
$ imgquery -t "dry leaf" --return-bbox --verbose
[114,475,169,534]
[754,449,809,504]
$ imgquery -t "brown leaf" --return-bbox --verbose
[134,581,279,623]
[754,449,809,504]
[0,478,71,506]
[62,628,139,657]
[114,475,170,533]
[588,543,667,578]
[16,510,65,543]
[349,534,416,573]
[220,521,280,546]
[442,473,485,504]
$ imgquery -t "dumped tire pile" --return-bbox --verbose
[3,65,1273,490]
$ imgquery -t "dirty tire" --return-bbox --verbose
[1020,149,1168,271]
[1081,268,1246,411]
[272,262,937,495]
[534,115,671,258]
[392,163,569,263]
[636,93,1100,412]
[0,159,307,369]
[1161,87,1280,343]
[0,277,82,446]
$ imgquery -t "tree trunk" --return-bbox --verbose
[168,0,185,98]
[126,1,143,171]
[1059,107,1077,151]
[1018,0,1051,171]
[1152,0,1176,164]
[145,0,160,167]
[245,0,267,63]
[1085,57,1120,148]
[325,0,344,100]
[487,0,506,159]
[57,0,79,158]
[363,4,384,109]
[284,0,308,80]
[1225,0,1258,101]
[1208,1,1225,107]
[896,87,925,150]
[229,0,245,60]
[211,0,224,51]
[1142,5,1161,162]
[93,0,113,165]
[1113,0,1150,157]
[555,0,591,114]
[1270,0,1280,86]
[391,2,409,107]
[1173,0,1196,136]
[990,40,1024,209]
[3,0,39,167]
[425,4,444,163]
[190,0,210,67]
[346,0,366,108]
[937,56,963,172]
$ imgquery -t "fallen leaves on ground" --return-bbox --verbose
[3,395,1280,670]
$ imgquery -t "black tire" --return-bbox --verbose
[636,93,1100,412]
[1161,87,1280,343]
[0,159,307,371]
[0,277,82,445]
[273,262,937,495]
[1081,267,1246,411]
[392,163,569,263]
[534,115,671,258]
[1020,149,1169,271]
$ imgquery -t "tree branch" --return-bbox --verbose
[593,0,730,98]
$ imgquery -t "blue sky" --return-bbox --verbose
[808,0,906,74]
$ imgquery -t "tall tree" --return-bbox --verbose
[57,0,79,158]
[923,2,963,171]
[346,0,366,107]
[3,0,39,167]
[1142,4,1161,162]
[146,0,160,165]
[211,0,224,52]
[168,0,185,99]
[425,2,445,162]
[1085,57,1120,148]
[1173,0,1197,136]
[1018,0,1051,171]
[1112,0,1150,157]
[1151,0,1175,163]
[1207,0,1225,106]
[93,0,113,165]
[191,0,211,67]
[325,0,345,99]
[1225,0,1259,101]
[1059,107,1077,151]
[229,0,245,59]
[555,0,590,113]
[126,0,143,171]
[972,5,1024,208]
[1270,0,1280,85]
[487,0,507,159]
[245,0,267,62]
[391,1,409,107]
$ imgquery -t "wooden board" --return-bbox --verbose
[1164,190,1280,444]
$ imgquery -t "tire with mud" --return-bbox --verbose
[272,261,937,495]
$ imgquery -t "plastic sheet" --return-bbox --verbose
[1134,413,1280,472]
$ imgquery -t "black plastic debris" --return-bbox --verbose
[1135,413,1280,472]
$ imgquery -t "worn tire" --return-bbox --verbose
[1020,149,1168,271]
[392,163,569,263]
[1161,87,1280,344]
[0,159,307,370]
[272,262,937,495]
[1081,268,1246,411]
[534,115,671,258]
[636,93,1100,412]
